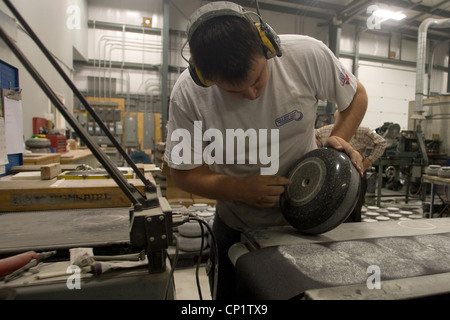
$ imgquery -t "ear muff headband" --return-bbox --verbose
[186,2,247,42]
[184,1,282,87]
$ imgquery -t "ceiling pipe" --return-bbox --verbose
[414,17,450,115]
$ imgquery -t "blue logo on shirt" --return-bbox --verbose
[275,110,303,127]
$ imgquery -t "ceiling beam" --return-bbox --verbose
[207,0,334,20]
[205,0,449,42]
[273,0,343,12]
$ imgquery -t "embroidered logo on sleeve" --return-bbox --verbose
[339,66,350,86]
[275,110,303,127]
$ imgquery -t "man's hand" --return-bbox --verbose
[239,175,291,208]
[170,166,291,208]
[362,159,372,172]
[324,136,364,177]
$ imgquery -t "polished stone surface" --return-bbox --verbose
[280,148,360,234]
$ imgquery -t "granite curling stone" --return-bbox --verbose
[280,147,361,235]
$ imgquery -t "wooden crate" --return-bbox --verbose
[0,177,146,212]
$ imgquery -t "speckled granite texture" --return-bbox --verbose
[280,148,360,234]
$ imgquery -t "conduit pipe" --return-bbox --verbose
[101,39,161,99]
[106,44,161,99]
[95,35,162,99]
[415,18,450,115]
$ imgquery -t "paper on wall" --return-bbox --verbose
[0,117,8,171]
[4,96,25,155]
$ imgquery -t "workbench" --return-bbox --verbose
[22,153,61,165]
[422,175,450,218]
[22,149,98,168]
[60,149,98,167]
[0,174,146,211]
[229,218,450,300]
[2,260,172,300]
[0,207,173,300]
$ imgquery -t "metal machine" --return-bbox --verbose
[371,123,429,205]
[376,122,428,165]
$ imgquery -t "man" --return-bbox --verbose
[316,112,387,222]
[164,2,367,299]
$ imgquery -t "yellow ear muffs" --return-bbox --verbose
[256,22,282,59]
[188,61,214,87]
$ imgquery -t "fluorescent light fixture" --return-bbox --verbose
[373,9,406,21]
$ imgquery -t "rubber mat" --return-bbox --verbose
[235,232,450,299]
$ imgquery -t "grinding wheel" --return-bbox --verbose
[280,148,361,234]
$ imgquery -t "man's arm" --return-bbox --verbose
[331,81,368,141]
[362,128,387,171]
[170,166,291,208]
[324,81,367,175]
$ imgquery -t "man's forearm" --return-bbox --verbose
[169,166,291,208]
[170,166,243,201]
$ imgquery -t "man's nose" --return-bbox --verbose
[243,87,259,100]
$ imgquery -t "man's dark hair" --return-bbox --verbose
[189,15,265,86]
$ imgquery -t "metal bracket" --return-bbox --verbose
[129,197,173,273]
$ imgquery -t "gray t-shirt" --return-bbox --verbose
[165,34,358,232]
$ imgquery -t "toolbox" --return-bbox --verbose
[45,134,67,153]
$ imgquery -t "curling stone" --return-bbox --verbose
[280,148,361,234]
[25,138,51,153]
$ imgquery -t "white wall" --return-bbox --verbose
[0,0,88,140]
[75,0,203,100]
[357,62,416,130]
[353,35,447,131]
[88,0,163,27]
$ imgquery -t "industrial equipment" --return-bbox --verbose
[376,122,428,165]
[371,122,429,205]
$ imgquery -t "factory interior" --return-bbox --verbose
[0,0,450,303]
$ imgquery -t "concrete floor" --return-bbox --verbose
[173,265,211,300]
